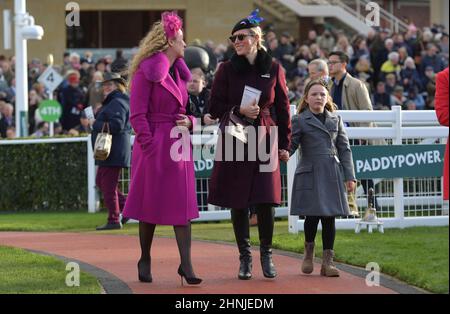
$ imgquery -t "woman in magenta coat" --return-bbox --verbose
[122,12,201,285]
[435,67,449,200]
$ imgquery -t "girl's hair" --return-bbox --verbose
[248,26,266,51]
[128,21,169,84]
[297,79,337,113]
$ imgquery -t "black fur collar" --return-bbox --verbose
[230,49,273,75]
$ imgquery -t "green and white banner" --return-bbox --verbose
[194,144,446,180]
[193,146,287,178]
[352,144,446,179]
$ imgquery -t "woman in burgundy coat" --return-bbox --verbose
[208,10,292,280]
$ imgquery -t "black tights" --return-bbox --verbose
[304,216,336,250]
[139,221,197,278]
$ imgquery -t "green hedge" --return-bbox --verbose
[0,141,87,212]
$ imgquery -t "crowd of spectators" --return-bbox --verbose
[254,23,448,111]
[185,22,448,126]
[0,21,448,139]
[0,49,126,138]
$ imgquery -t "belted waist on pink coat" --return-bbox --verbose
[148,113,181,123]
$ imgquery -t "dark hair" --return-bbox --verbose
[329,51,349,64]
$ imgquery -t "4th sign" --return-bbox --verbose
[39,100,62,122]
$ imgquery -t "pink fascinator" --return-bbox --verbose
[162,11,183,39]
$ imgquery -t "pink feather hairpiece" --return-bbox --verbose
[161,11,183,39]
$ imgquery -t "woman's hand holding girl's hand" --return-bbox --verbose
[278,149,290,162]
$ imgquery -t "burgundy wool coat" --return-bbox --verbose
[207,49,292,209]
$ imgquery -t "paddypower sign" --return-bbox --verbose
[352,144,445,179]
[193,146,287,178]
[193,144,445,180]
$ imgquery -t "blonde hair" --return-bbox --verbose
[115,81,127,94]
[128,22,169,84]
[248,26,266,51]
[298,79,337,114]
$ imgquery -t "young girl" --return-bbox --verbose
[286,79,356,277]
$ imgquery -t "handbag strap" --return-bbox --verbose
[101,122,110,134]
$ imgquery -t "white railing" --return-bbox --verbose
[278,0,372,34]
[357,0,409,33]
[1,106,448,230]
[274,0,409,34]
[287,105,448,232]
[335,0,409,33]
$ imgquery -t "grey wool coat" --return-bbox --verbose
[289,108,356,217]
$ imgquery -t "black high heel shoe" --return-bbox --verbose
[138,259,152,283]
[177,265,202,286]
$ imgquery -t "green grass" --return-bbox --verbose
[0,211,448,293]
[272,225,449,294]
[0,246,102,294]
[0,212,108,232]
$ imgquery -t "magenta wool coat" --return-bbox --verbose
[122,52,199,225]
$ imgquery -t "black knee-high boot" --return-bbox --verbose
[231,208,252,280]
[256,204,277,278]
[138,222,156,282]
[174,223,202,285]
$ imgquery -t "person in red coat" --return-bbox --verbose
[208,9,292,280]
[435,67,449,200]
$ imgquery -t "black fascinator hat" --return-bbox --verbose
[231,9,264,34]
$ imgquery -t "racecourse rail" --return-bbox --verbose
[1,106,448,232]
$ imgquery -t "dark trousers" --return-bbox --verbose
[231,204,274,253]
[96,167,126,224]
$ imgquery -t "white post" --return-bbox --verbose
[14,0,28,137]
[48,92,54,136]
[288,152,299,234]
[392,106,404,227]
[356,0,361,19]
[3,10,12,50]
[288,105,299,234]
[87,135,96,213]
[47,54,54,136]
